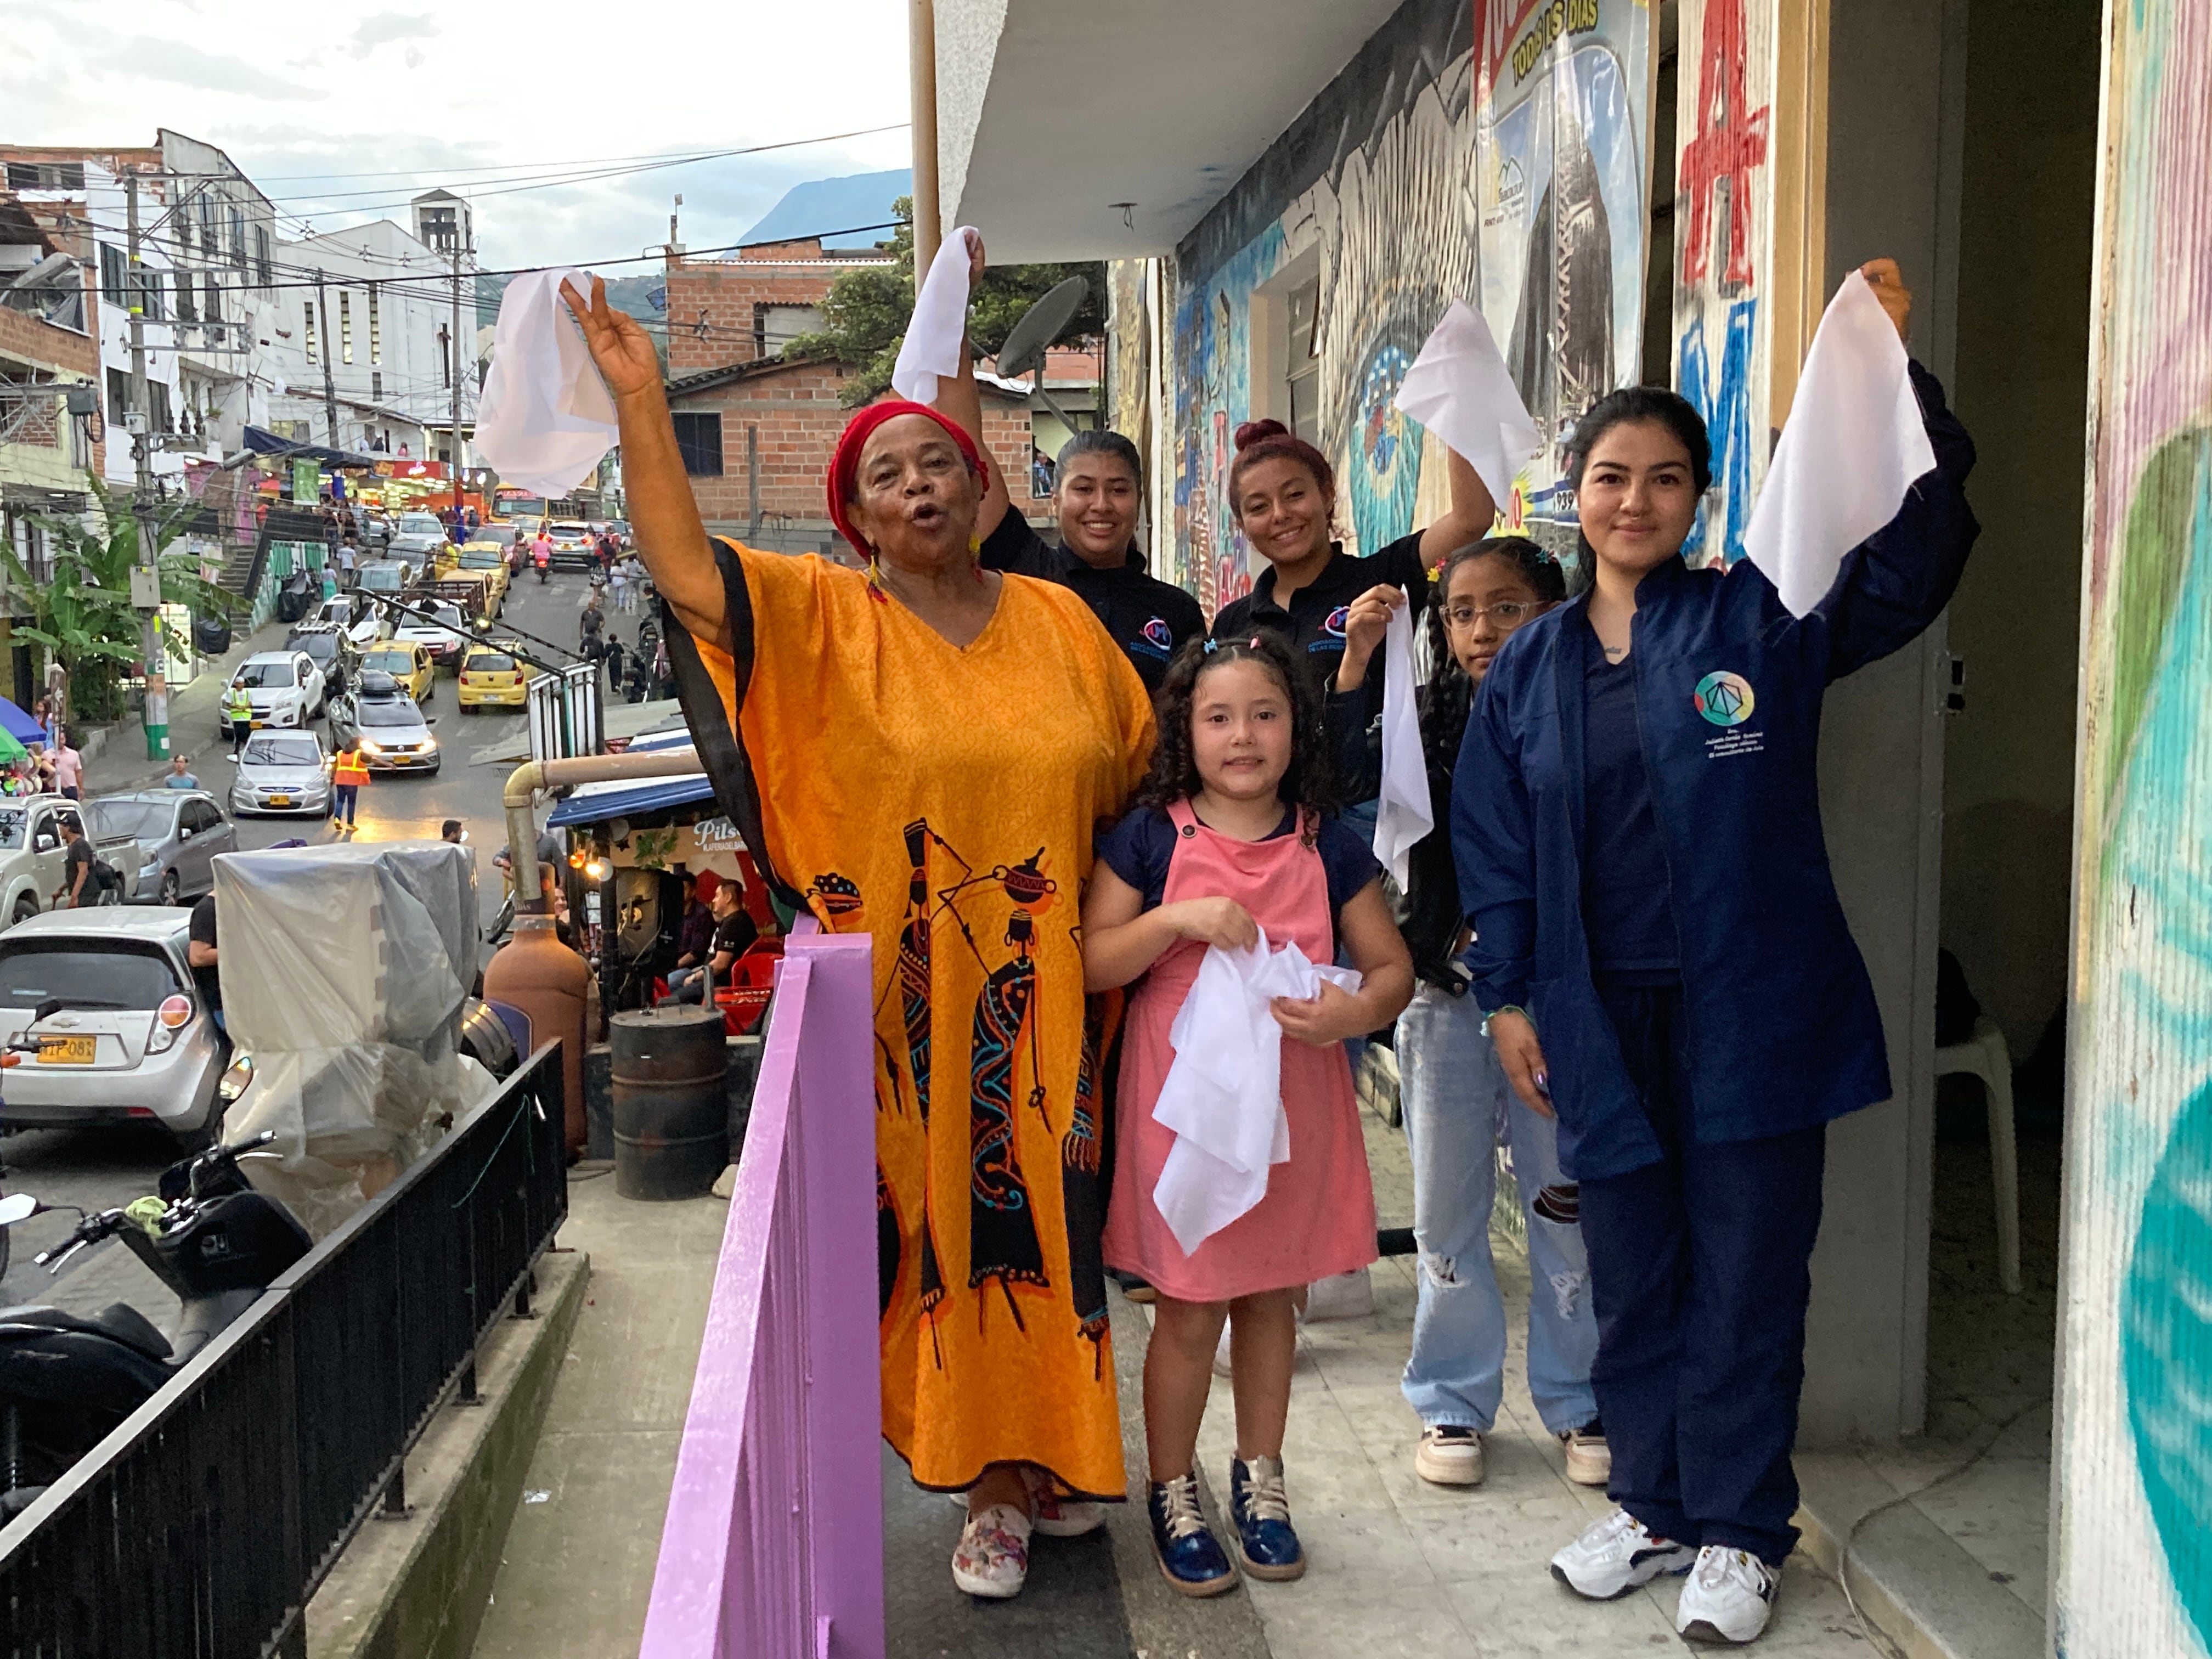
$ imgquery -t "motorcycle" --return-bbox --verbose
[0,1062,309,1517]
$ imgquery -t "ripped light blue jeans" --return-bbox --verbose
[1396,981,1600,1436]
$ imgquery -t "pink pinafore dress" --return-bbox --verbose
[1101,799,1378,1302]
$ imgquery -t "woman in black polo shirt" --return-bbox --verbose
[1214,420,1497,834]
[937,340,1203,693]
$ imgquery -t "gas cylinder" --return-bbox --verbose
[483,915,590,1154]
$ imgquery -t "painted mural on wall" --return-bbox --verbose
[1669,0,1773,567]
[1166,1,1478,614]
[2055,4,2212,1655]
[1472,0,1655,552]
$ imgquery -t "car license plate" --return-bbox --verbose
[269,793,292,806]
[38,1036,95,1064]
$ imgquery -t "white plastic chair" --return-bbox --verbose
[1933,1015,2021,1294]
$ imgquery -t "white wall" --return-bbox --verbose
[83,165,184,488]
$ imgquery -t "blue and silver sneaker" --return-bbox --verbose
[1148,1474,1238,1597]
[1228,1455,1306,1581]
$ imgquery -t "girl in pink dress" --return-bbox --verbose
[1084,633,1413,1596]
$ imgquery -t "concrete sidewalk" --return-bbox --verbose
[461,1114,1887,1659]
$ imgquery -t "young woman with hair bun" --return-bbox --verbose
[1212,419,1497,834]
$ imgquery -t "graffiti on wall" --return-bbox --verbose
[1472,0,1655,551]
[2056,5,2212,1656]
[1669,0,1771,567]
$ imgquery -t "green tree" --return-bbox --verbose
[17,476,241,720]
[787,198,1105,407]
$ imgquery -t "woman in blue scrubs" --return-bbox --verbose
[1451,260,1978,1646]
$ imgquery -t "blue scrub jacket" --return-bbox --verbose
[1452,364,1979,1180]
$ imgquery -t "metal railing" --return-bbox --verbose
[641,930,884,1659]
[0,1040,570,1657]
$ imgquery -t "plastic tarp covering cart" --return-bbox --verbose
[217,842,496,1237]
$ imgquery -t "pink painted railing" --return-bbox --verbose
[640,930,885,1659]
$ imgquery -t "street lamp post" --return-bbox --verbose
[125,170,168,762]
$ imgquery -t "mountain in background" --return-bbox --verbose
[477,270,665,332]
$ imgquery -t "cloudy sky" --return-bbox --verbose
[3,2,916,270]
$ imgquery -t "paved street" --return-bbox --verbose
[0,562,657,1304]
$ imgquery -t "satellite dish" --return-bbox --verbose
[995,276,1089,381]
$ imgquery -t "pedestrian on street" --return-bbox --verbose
[223,680,255,757]
[56,814,96,909]
[164,755,200,790]
[565,270,1160,1603]
[338,539,358,590]
[1084,633,1413,1599]
[607,558,628,615]
[188,892,224,1036]
[601,636,624,691]
[49,733,82,802]
[1453,261,1978,1647]
[332,741,369,831]
[440,819,465,844]
[1326,540,1605,1494]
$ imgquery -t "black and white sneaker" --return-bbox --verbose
[1674,1547,1780,1644]
[1550,1508,1697,1599]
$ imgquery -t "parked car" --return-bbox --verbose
[219,650,327,739]
[453,544,510,612]
[0,797,111,926]
[229,730,332,817]
[355,640,435,704]
[285,621,356,695]
[328,680,441,773]
[356,558,415,596]
[394,599,470,670]
[457,642,527,713]
[87,792,234,907]
[0,908,228,1150]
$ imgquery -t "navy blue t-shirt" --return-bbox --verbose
[1098,803,1381,943]
[1578,622,1679,976]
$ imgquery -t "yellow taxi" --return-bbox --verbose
[458,641,528,712]
[453,543,511,612]
[357,641,436,704]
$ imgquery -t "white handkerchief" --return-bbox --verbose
[474,269,620,498]
[891,227,981,406]
[1372,600,1434,888]
[1743,272,1937,617]
[1150,931,1362,1256]
[1393,300,1542,506]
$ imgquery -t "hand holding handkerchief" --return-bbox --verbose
[475,268,620,497]
[1392,300,1543,507]
[891,226,983,406]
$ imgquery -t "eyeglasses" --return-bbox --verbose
[1442,601,1550,631]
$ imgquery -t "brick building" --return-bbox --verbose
[663,235,1066,554]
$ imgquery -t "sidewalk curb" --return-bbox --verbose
[1792,1453,2045,1659]
[304,1249,590,1659]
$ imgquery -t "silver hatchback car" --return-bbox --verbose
[229,730,332,817]
[87,791,236,906]
[0,909,226,1150]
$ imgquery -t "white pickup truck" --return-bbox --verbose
[0,795,136,926]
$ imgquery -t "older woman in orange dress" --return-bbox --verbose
[563,271,1153,1601]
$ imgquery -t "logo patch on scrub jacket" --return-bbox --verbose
[1310,605,1352,652]
[1692,671,1756,726]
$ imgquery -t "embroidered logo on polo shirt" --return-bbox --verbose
[1310,605,1351,652]
[1130,617,1174,660]
[1692,671,1755,726]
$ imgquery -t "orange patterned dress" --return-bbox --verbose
[668,537,1154,1499]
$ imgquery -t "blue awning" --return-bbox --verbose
[544,773,715,828]
[0,697,46,748]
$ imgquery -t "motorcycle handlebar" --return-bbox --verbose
[33,1208,126,1269]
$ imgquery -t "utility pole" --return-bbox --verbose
[450,239,466,523]
[313,270,341,450]
[125,170,168,762]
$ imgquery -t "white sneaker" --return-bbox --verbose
[1560,1419,1611,1486]
[1549,1508,1697,1600]
[1026,1469,1107,1538]
[1304,1266,1374,1321]
[1414,1424,1485,1486]
[950,1503,1031,1599]
[1675,1547,1780,1644]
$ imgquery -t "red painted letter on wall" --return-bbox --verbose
[1677,0,1770,290]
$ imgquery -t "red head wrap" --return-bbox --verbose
[825,400,987,555]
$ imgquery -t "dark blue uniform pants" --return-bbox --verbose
[1580,978,1826,1564]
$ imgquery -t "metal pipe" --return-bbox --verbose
[501,746,701,914]
[909,0,942,274]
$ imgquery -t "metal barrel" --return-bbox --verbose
[610,1007,729,1201]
